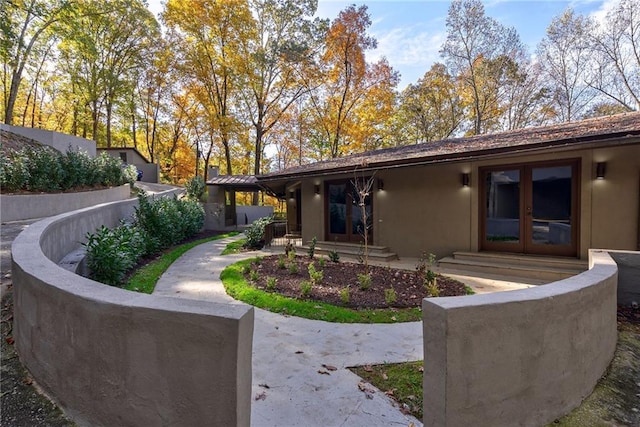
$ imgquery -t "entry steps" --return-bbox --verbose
[437,251,588,282]
[299,241,398,263]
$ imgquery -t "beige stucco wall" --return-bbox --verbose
[296,143,639,259]
[11,197,254,426]
[422,249,618,426]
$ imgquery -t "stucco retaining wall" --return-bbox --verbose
[11,196,254,426]
[1,184,131,222]
[0,124,96,157]
[422,249,618,427]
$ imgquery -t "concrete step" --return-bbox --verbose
[438,252,588,282]
[300,241,398,262]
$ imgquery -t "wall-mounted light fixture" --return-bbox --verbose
[596,162,606,180]
[462,173,470,187]
[314,184,321,195]
[377,179,384,191]
[289,191,295,199]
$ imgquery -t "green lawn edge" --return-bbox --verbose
[124,231,239,294]
[221,258,423,323]
[220,238,247,255]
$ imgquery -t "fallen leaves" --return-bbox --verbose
[254,392,266,401]
[5,336,14,345]
[322,364,337,371]
[357,381,376,399]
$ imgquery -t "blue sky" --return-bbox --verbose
[147,0,615,89]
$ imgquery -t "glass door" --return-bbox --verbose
[527,164,576,255]
[481,160,579,256]
[484,168,524,252]
[326,181,373,243]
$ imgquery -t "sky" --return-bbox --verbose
[147,0,616,89]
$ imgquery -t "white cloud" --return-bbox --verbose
[586,0,618,25]
[372,27,444,66]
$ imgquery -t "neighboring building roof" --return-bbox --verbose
[207,175,262,192]
[258,112,640,181]
[98,147,152,163]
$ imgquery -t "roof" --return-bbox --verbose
[258,112,640,181]
[206,175,263,192]
[98,146,151,163]
[207,175,258,186]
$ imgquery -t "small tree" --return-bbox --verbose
[351,168,376,269]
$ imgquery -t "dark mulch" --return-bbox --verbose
[618,305,640,325]
[245,254,469,309]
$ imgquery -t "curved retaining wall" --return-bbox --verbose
[11,196,254,426]
[1,184,131,222]
[422,249,618,427]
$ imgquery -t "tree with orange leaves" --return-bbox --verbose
[305,4,399,158]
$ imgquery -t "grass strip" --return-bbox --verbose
[124,231,239,294]
[350,361,424,420]
[221,259,423,323]
[221,238,247,255]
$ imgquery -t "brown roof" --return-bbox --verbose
[207,175,263,192]
[207,175,258,186]
[258,112,640,181]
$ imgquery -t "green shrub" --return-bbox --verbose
[85,192,204,287]
[358,272,372,290]
[244,216,272,249]
[0,150,29,191]
[308,262,323,285]
[266,277,277,291]
[288,262,299,274]
[0,145,132,193]
[384,288,397,305]
[308,236,317,258]
[25,146,64,192]
[339,287,350,304]
[318,258,326,268]
[328,250,340,263]
[425,281,440,297]
[61,149,93,189]
[250,270,259,282]
[185,175,205,201]
[134,192,204,254]
[277,255,287,269]
[300,281,312,298]
[84,223,145,286]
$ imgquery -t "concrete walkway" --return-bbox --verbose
[155,235,425,427]
[154,235,542,426]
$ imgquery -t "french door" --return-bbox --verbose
[480,160,580,257]
[326,181,373,243]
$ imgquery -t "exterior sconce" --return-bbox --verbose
[462,173,470,187]
[377,179,384,191]
[289,191,295,199]
[314,185,321,195]
[596,162,606,180]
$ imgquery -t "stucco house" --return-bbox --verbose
[98,147,159,183]
[257,112,640,267]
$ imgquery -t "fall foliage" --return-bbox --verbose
[2,0,638,190]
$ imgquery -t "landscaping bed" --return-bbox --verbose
[245,254,471,309]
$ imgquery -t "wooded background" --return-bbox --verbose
[2,0,639,186]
